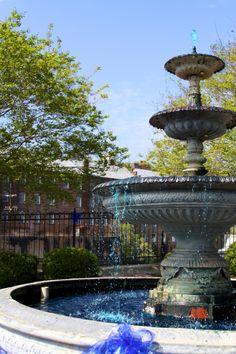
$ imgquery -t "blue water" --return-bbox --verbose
[31,289,236,330]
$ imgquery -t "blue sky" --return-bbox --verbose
[0,0,235,161]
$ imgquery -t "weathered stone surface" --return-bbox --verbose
[1,281,236,353]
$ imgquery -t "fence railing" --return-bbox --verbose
[0,211,235,266]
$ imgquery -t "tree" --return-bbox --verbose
[224,241,236,275]
[147,137,186,176]
[146,40,236,176]
[119,223,155,264]
[0,11,128,199]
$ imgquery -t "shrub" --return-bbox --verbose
[42,247,100,279]
[163,252,172,259]
[224,242,236,275]
[0,252,38,288]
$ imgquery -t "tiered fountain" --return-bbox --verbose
[94,46,236,320]
[1,43,236,354]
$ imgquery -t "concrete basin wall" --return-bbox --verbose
[0,278,236,354]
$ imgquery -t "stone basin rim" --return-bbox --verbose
[1,278,236,353]
[164,53,225,75]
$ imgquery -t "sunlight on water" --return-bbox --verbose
[31,289,236,331]
[90,311,131,323]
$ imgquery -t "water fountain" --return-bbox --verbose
[1,44,236,354]
[94,46,236,320]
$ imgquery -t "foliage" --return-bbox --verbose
[145,40,236,176]
[0,252,37,288]
[163,251,172,259]
[224,242,236,275]
[204,41,236,110]
[42,247,100,279]
[147,137,186,176]
[119,223,156,264]
[0,11,128,198]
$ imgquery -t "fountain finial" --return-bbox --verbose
[191,29,198,53]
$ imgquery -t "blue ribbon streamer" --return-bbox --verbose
[84,322,159,354]
[0,347,7,354]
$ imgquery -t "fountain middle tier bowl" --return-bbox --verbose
[94,176,236,244]
[149,107,236,141]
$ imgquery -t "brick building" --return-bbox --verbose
[1,161,134,216]
[0,162,175,263]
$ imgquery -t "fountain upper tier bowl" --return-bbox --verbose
[164,53,225,80]
[149,107,236,141]
[94,176,236,245]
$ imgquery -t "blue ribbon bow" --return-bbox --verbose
[84,322,159,354]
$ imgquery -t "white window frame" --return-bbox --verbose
[34,212,41,224]
[1,212,8,221]
[19,192,26,204]
[34,193,41,205]
[76,196,82,208]
[48,197,56,206]
[48,213,55,225]
[20,212,26,223]
[63,182,70,189]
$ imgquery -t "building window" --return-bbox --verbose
[1,212,8,221]
[89,218,95,226]
[89,197,95,210]
[48,197,56,206]
[19,192,26,204]
[2,191,9,203]
[48,213,55,225]
[76,196,82,208]
[34,193,41,205]
[20,212,26,224]
[34,212,41,224]
[152,233,157,242]
[63,182,70,189]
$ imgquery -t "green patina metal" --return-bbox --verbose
[93,48,236,320]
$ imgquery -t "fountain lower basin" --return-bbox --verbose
[1,278,236,354]
[94,176,236,319]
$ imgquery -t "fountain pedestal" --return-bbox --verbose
[146,248,234,319]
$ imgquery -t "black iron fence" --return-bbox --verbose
[0,211,235,266]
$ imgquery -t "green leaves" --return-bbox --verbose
[42,247,99,279]
[224,242,236,275]
[0,11,128,197]
[147,136,186,176]
[120,223,155,264]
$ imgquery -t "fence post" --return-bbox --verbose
[72,208,76,247]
